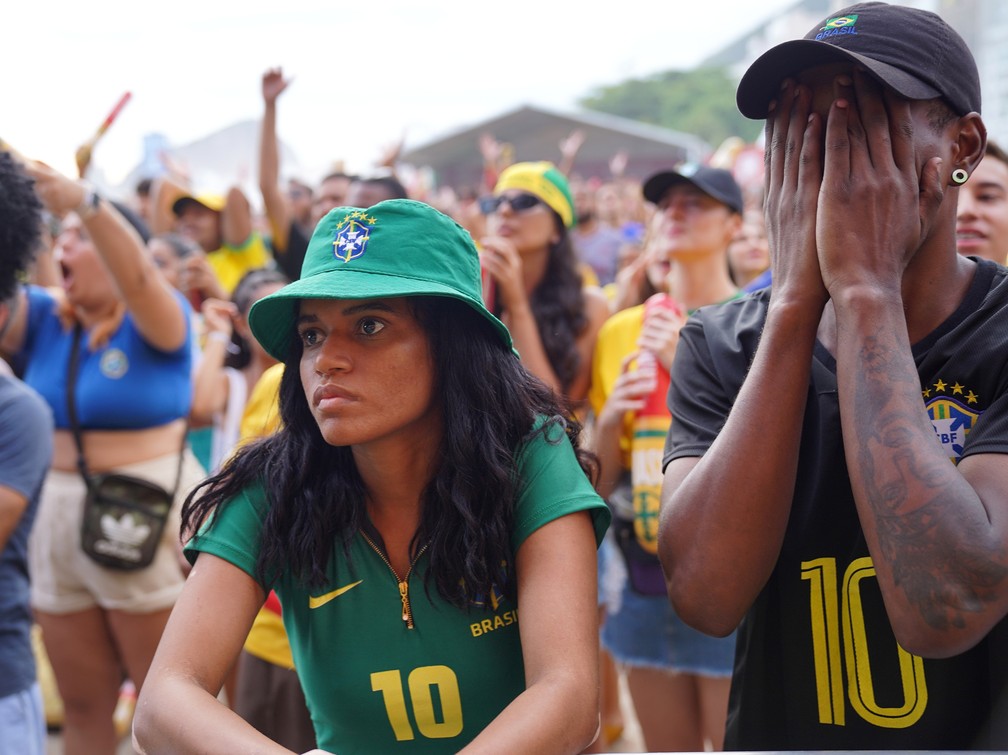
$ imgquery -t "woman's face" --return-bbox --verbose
[298,297,440,450]
[148,238,182,290]
[237,282,286,361]
[956,156,1008,263]
[55,214,116,306]
[485,191,559,254]
[728,217,771,284]
[654,184,739,260]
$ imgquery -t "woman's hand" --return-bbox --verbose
[201,298,237,341]
[637,303,686,373]
[596,351,657,431]
[181,254,227,302]
[24,162,87,217]
[479,236,528,313]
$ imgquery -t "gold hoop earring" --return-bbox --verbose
[952,168,969,185]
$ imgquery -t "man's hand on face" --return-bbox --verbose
[816,69,946,299]
[763,77,828,312]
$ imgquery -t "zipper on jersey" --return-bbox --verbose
[360,532,428,630]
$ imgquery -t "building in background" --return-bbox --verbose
[400,104,710,189]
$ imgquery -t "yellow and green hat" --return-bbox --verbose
[494,161,576,229]
[248,199,512,360]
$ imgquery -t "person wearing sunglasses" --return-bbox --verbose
[479,162,610,410]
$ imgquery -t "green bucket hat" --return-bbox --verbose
[249,199,512,361]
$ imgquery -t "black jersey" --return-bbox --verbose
[664,258,1008,750]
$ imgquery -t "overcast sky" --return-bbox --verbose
[6,0,797,185]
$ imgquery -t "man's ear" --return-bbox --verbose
[954,112,987,175]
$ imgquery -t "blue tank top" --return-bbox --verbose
[21,286,193,430]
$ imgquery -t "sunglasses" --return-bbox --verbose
[479,193,543,215]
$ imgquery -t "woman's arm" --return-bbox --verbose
[461,511,600,754]
[189,299,236,425]
[28,164,188,352]
[149,175,190,236]
[133,553,294,754]
[259,68,292,254]
[591,351,651,500]
[221,186,254,249]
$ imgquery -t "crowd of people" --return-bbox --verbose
[1,3,1007,754]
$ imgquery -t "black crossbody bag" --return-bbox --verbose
[67,324,184,571]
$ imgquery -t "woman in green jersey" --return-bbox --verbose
[134,199,610,755]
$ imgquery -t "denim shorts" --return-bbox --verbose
[599,535,736,676]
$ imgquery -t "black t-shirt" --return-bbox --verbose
[274,221,311,281]
[664,258,1008,750]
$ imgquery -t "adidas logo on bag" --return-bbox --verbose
[95,513,151,562]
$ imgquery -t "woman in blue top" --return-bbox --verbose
[135,200,610,754]
[0,159,200,754]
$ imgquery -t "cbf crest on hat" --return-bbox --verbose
[248,200,513,361]
[736,2,980,119]
[332,211,375,262]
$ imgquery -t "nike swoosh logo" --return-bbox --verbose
[308,580,363,609]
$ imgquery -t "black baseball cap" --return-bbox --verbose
[736,2,980,119]
[642,164,744,214]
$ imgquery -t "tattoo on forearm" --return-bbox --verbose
[852,336,1007,630]
[877,498,1007,630]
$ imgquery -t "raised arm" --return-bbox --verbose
[221,186,254,249]
[819,71,1007,657]
[460,511,599,754]
[557,129,585,178]
[133,553,291,754]
[189,298,237,425]
[259,68,292,254]
[28,164,188,352]
[658,79,827,636]
[149,174,189,236]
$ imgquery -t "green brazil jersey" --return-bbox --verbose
[187,419,610,754]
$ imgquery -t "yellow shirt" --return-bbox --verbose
[238,362,292,667]
[588,304,668,552]
[588,305,645,471]
[208,233,273,295]
[238,362,284,441]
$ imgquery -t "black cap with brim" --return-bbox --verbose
[735,3,980,120]
[642,165,744,215]
[737,41,942,119]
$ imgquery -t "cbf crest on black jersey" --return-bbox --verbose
[664,259,1008,750]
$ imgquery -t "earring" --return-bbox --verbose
[952,168,969,185]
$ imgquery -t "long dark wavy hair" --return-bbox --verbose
[181,296,597,607]
[493,214,587,395]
